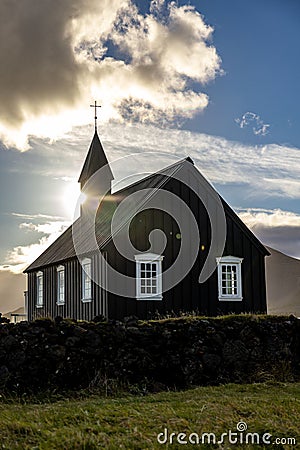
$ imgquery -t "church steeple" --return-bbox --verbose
[78,103,114,195]
[78,130,114,191]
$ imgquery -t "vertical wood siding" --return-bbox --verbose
[107,176,267,320]
[27,252,108,321]
[27,175,267,321]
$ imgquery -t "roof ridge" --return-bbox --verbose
[112,156,193,195]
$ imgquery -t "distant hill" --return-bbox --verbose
[265,246,300,316]
[3,305,25,321]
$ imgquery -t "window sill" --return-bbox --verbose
[56,302,65,306]
[36,305,44,308]
[136,296,163,301]
[81,298,92,303]
[218,297,243,302]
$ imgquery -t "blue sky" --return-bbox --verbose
[0,0,299,312]
[131,0,300,148]
[182,0,300,148]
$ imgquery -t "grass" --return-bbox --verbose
[0,382,299,449]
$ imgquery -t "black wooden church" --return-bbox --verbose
[24,118,269,321]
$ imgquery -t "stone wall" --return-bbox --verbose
[0,315,299,394]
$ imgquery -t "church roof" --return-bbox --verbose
[24,158,190,272]
[78,131,114,188]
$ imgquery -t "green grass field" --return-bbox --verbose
[0,382,299,449]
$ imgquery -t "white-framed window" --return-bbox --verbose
[81,257,92,302]
[135,253,163,300]
[57,265,65,305]
[36,271,43,307]
[216,256,243,301]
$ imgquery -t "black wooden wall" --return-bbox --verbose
[106,176,267,319]
[27,253,108,321]
[27,174,267,321]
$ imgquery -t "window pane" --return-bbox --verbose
[84,263,91,277]
[82,261,92,299]
[136,258,162,298]
[58,270,65,302]
[37,274,43,305]
[219,261,241,298]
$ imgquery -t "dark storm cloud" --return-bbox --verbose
[0,0,83,127]
[0,0,221,148]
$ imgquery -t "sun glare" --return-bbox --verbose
[62,181,83,219]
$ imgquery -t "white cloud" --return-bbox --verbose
[237,207,300,228]
[16,122,300,200]
[150,0,166,15]
[235,112,270,136]
[0,238,54,274]
[253,123,270,136]
[0,0,221,149]
[237,208,300,259]
[12,213,65,221]
[19,221,69,235]
[96,123,300,199]
[0,216,70,273]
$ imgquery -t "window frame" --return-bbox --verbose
[135,253,163,301]
[81,257,92,303]
[36,271,44,308]
[216,256,243,301]
[56,265,65,305]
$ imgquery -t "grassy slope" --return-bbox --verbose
[0,383,299,449]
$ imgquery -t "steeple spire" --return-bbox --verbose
[90,100,101,132]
